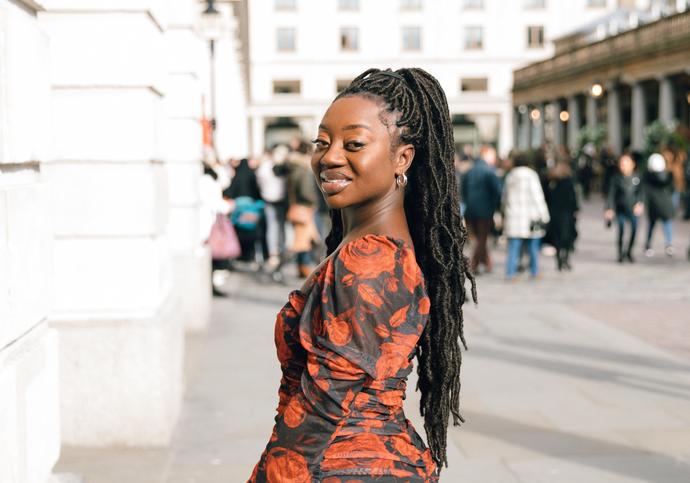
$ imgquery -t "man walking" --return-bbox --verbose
[461,145,502,274]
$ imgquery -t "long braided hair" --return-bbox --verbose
[324,68,477,469]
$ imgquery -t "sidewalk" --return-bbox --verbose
[56,199,690,482]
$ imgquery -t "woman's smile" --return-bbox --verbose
[319,169,352,195]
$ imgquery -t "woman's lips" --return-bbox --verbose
[320,178,351,195]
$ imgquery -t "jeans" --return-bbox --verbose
[506,238,540,279]
[646,217,673,248]
[616,213,638,256]
[264,202,287,257]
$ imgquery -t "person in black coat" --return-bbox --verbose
[605,152,644,263]
[643,153,675,257]
[545,162,579,271]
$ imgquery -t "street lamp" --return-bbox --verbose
[530,108,541,122]
[590,82,604,98]
[200,0,224,148]
[559,110,570,122]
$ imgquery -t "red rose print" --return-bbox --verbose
[265,447,311,482]
[389,305,409,327]
[418,296,430,314]
[283,397,307,428]
[340,237,396,279]
[358,283,383,307]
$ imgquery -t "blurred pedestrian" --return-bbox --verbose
[461,144,501,274]
[643,153,675,257]
[224,158,264,264]
[256,146,288,271]
[285,141,319,278]
[502,153,550,280]
[662,141,687,213]
[605,152,644,263]
[545,161,579,271]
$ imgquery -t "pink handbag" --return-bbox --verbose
[208,214,241,260]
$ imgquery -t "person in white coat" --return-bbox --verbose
[502,153,550,280]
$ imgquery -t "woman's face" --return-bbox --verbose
[311,95,413,210]
[619,155,634,176]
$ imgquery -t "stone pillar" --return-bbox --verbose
[607,84,623,155]
[251,115,266,155]
[586,95,598,129]
[552,101,565,147]
[513,108,520,152]
[498,104,513,158]
[631,81,647,151]
[0,1,61,482]
[164,1,212,332]
[533,103,546,148]
[40,2,184,446]
[567,95,581,152]
[659,75,675,124]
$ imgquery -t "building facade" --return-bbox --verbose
[0,1,244,481]
[246,0,623,156]
[513,0,690,155]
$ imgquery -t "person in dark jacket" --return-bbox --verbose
[643,153,675,257]
[461,145,502,273]
[605,152,644,263]
[545,162,579,271]
[224,158,263,263]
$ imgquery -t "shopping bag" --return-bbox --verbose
[208,214,241,260]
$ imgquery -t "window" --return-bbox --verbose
[463,0,483,9]
[338,0,359,10]
[273,80,301,95]
[587,0,607,6]
[527,25,544,48]
[464,26,483,49]
[276,28,296,52]
[275,0,296,10]
[336,79,353,93]
[400,0,423,9]
[402,27,422,51]
[340,27,359,51]
[461,77,488,92]
[524,0,546,7]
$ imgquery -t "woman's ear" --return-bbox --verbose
[395,143,415,174]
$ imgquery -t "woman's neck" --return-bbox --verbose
[340,191,410,243]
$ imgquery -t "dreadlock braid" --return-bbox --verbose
[325,68,478,469]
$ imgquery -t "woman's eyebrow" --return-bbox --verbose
[342,124,371,132]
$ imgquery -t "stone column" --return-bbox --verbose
[0,2,60,481]
[40,2,184,446]
[552,101,565,147]
[586,95,598,129]
[567,95,581,153]
[658,75,675,124]
[513,107,520,152]
[498,104,513,158]
[607,84,623,155]
[251,115,266,155]
[164,1,212,332]
[534,103,546,148]
[519,108,530,150]
[631,81,646,151]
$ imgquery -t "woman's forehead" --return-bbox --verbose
[320,95,398,135]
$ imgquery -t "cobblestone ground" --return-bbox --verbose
[56,198,690,483]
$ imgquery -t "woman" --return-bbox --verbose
[224,158,264,263]
[643,153,675,257]
[256,146,289,271]
[250,68,476,482]
[502,153,550,280]
[545,162,579,271]
[605,152,644,263]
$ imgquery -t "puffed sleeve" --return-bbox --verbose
[249,235,430,482]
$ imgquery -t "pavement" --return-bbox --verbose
[55,198,690,483]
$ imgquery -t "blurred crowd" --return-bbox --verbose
[200,134,690,295]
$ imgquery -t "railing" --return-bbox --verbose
[514,9,690,89]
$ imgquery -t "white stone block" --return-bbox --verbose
[40,10,165,90]
[43,162,168,237]
[54,292,184,446]
[162,118,202,164]
[50,88,163,162]
[173,247,211,332]
[0,182,53,350]
[167,206,201,254]
[52,236,172,316]
[0,325,60,483]
[164,72,203,120]
[166,161,201,206]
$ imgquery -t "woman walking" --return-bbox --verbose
[643,153,675,257]
[545,162,579,271]
[502,154,550,280]
[250,68,476,482]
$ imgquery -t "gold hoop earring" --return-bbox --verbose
[395,172,408,189]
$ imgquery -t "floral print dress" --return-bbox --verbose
[249,234,438,482]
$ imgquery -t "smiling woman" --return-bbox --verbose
[249,68,476,483]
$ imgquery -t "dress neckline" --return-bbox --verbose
[291,233,415,301]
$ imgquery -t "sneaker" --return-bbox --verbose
[625,252,635,263]
[645,248,654,258]
[665,246,674,257]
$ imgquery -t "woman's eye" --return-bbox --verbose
[311,139,329,149]
[345,141,365,150]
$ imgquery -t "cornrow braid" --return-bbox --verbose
[325,68,478,470]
